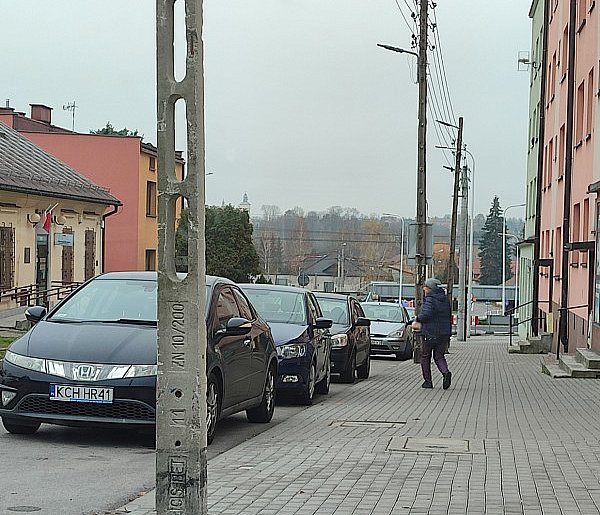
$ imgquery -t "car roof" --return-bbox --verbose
[96,271,232,287]
[314,292,352,301]
[239,283,308,294]
[361,301,403,307]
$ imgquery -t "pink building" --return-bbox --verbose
[539,0,597,352]
[0,104,184,272]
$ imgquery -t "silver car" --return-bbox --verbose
[361,302,414,360]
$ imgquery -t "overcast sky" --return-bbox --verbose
[3,0,531,219]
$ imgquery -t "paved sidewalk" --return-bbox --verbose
[114,336,600,514]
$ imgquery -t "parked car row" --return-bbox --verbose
[0,272,414,443]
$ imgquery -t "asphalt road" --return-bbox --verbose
[0,373,364,515]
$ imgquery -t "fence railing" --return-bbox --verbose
[0,281,81,309]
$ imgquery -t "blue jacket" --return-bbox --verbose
[416,287,452,338]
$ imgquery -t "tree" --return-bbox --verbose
[478,196,512,285]
[205,205,260,282]
[175,205,260,282]
[90,122,141,138]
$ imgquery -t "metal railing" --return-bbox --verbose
[0,281,81,309]
[506,299,550,347]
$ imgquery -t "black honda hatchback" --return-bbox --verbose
[0,272,277,443]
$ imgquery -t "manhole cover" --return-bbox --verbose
[332,420,406,429]
[388,437,484,454]
[7,507,42,513]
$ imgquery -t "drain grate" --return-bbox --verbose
[388,436,484,454]
[331,420,406,429]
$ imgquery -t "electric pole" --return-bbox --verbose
[446,116,463,312]
[457,164,469,341]
[156,0,208,513]
[414,0,429,314]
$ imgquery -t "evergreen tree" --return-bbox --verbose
[478,196,513,285]
[90,122,141,138]
[175,205,260,282]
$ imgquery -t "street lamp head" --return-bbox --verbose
[377,43,419,58]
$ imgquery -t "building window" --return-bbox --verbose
[0,227,15,291]
[562,26,569,80]
[145,249,157,271]
[576,81,585,145]
[587,68,594,138]
[558,125,565,178]
[149,156,156,171]
[146,181,157,217]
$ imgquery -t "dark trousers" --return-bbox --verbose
[421,336,450,383]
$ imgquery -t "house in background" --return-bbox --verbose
[0,103,184,272]
[0,121,120,309]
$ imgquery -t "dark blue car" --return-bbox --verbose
[240,284,332,405]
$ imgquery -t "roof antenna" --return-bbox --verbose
[63,101,78,131]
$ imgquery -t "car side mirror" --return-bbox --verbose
[218,317,252,337]
[314,317,332,330]
[25,306,47,324]
[354,317,371,327]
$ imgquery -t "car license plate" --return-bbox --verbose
[50,384,113,404]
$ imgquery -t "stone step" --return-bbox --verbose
[541,362,571,378]
[575,348,600,370]
[508,344,523,354]
[559,355,600,379]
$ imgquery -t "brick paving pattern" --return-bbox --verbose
[120,336,600,514]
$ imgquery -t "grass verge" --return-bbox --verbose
[0,336,16,360]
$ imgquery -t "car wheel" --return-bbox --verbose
[403,339,414,360]
[356,348,371,379]
[340,349,356,384]
[246,364,276,423]
[315,355,331,395]
[206,373,221,445]
[1,416,41,435]
[299,361,316,405]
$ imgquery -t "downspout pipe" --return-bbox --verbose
[532,0,549,337]
[101,204,120,273]
[559,0,577,353]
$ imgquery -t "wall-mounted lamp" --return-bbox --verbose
[27,213,41,225]
[54,215,67,225]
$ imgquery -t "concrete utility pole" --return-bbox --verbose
[156,1,208,514]
[414,0,429,314]
[457,164,469,341]
[445,117,463,311]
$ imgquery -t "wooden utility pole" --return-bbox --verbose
[156,0,208,513]
[446,117,463,310]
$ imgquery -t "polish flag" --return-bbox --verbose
[42,211,52,233]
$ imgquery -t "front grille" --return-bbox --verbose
[17,395,155,421]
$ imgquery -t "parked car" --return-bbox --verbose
[239,284,332,405]
[314,292,371,383]
[361,301,414,360]
[0,272,277,444]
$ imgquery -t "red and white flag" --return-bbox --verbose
[38,203,58,233]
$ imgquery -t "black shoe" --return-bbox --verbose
[422,381,433,389]
[443,372,452,390]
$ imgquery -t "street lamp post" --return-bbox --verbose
[383,214,405,304]
[502,204,525,315]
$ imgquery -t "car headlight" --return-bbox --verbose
[388,329,404,338]
[277,343,306,359]
[331,334,348,348]
[4,351,46,372]
[124,365,157,378]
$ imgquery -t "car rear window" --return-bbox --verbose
[242,289,307,325]
[316,297,349,325]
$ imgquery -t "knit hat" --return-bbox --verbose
[424,278,441,290]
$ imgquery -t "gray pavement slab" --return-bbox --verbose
[111,336,600,514]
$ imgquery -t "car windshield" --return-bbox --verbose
[361,304,403,323]
[49,279,158,322]
[243,289,307,325]
[316,297,349,325]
